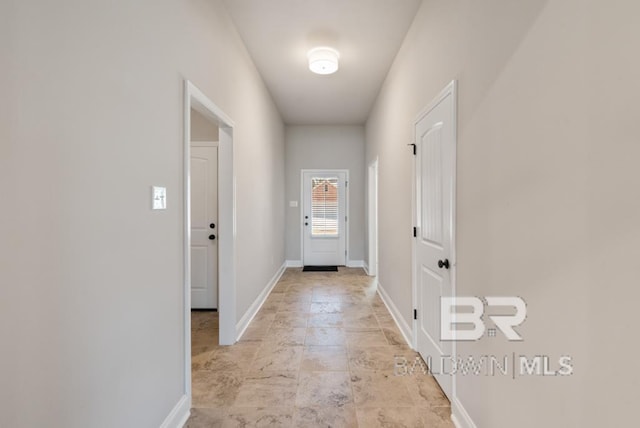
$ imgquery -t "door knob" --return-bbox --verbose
[305,222,309,226]
[209,234,216,240]
[438,259,450,269]
[210,223,216,229]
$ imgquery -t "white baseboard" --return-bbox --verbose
[159,394,190,428]
[346,260,364,268]
[376,280,414,349]
[377,282,474,428]
[236,262,287,340]
[451,396,477,428]
[287,260,365,269]
[362,261,370,275]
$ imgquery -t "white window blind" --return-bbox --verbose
[311,177,339,236]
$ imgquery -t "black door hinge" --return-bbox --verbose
[408,143,416,155]
[413,227,417,237]
[414,309,418,320]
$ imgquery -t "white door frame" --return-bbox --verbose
[411,80,458,398]
[183,80,236,403]
[367,159,379,276]
[300,169,349,265]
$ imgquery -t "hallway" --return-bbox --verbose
[187,268,453,427]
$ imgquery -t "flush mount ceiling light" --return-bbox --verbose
[307,47,340,75]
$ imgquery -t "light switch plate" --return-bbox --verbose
[152,186,167,210]
[289,201,298,207]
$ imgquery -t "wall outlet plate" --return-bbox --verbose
[152,186,167,210]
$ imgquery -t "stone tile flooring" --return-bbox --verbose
[187,268,453,428]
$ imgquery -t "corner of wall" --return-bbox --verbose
[159,395,190,428]
[236,262,287,340]
[376,280,413,348]
[346,260,365,268]
[451,396,478,428]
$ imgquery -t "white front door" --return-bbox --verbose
[302,171,347,266]
[190,144,218,309]
[414,82,456,400]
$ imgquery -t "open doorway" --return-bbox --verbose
[367,159,379,276]
[190,109,219,310]
[183,81,236,406]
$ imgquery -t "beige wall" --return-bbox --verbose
[366,0,640,426]
[0,0,284,426]
[190,108,219,141]
[285,126,366,262]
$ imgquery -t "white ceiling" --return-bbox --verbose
[222,0,422,125]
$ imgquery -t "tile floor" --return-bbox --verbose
[187,267,453,428]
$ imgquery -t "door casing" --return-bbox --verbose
[183,80,236,407]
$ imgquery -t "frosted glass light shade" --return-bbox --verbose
[307,47,339,75]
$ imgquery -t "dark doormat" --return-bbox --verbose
[303,265,338,272]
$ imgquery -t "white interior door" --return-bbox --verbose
[191,144,218,309]
[415,83,456,400]
[303,171,347,266]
